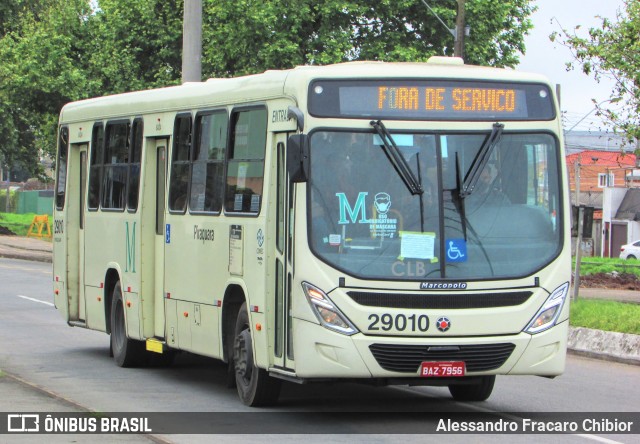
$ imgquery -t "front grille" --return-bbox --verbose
[369,343,516,373]
[348,291,532,309]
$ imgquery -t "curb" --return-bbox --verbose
[0,247,52,263]
[567,326,640,366]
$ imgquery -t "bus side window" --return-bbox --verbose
[55,126,69,210]
[127,118,143,212]
[102,121,130,210]
[190,111,227,213]
[169,114,192,213]
[225,108,267,214]
[88,123,104,210]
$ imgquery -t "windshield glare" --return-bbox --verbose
[308,130,562,280]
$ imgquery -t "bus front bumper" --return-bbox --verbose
[291,318,568,380]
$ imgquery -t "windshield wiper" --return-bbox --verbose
[370,120,424,195]
[460,122,504,198]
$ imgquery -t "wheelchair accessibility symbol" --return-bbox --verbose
[446,239,467,263]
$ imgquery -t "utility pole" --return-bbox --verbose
[419,0,468,60]
[572,153,582,301]
[4,166,10,213]
[182,0,202,83]
[573,205,584,301]
[574,153,581,206]
[454,0,466,59]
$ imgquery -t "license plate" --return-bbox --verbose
[419,361,466,377]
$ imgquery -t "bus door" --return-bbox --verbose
[78,146,88,321]
[154,139,168,338]
[273,134,295,370]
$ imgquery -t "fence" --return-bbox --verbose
[0,190,53,215]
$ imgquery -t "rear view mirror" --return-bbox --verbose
[287,134,309,183]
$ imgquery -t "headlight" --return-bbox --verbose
[525,282,570,334]
[302,282,358,336]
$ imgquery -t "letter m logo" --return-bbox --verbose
[125,221,136,273]
[336,192,370,224]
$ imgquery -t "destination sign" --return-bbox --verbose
[308,80,555,121]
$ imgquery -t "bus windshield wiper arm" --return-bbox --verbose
[370,120,423,195]
[460,122,504,198]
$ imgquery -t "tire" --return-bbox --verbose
[110,282,146,367]
[448,375,495,402]
[233,302,281,406]
[627,255,636,260]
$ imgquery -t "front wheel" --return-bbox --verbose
[233,302,281,406]
[448,375,495,402]
[110,282,145,367]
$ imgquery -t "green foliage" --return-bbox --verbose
[465,0,534,67]
[551,0,640,142]
[86,0,183,94]
[570,298,640,335]
[0,191,19,213]
[0,0,95,176]
[204,0,536,77]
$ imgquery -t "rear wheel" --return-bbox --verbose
[233,302,281,406]
[627,255,636,260]
[110,282,146,367]
[448,376,495,402]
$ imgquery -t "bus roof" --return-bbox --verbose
[59,59,552,124]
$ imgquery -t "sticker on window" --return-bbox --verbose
[446,238,467,262]
[250,194,260,212]
[400,231,435,260]
[234,194,243,211]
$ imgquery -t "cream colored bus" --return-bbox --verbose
[53,57,571,406]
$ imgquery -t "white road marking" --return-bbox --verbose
[17,295,54,307]
[574,435,626,444]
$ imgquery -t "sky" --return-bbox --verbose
[517,0,626,132]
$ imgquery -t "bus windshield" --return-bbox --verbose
[308,129,562,280]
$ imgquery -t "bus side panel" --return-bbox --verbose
[52,213,68,321]
[83,213,138,334]
[163,212,222,358]
[84,285,106,332]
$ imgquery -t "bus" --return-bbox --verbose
[53,57,571,406]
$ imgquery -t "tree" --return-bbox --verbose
[203,0,536,77]
[86,0,183,94]
[551,0,640,142]
[0,0,95,179]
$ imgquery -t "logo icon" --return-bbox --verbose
[374,192,391,215]
[7,414,40,432]
[257,229,264,248]
[436,317,451,332]
[446,239,467,263]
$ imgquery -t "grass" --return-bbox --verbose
[0,212,41,237]
[575,256,640,278]
[570,298,640,335]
